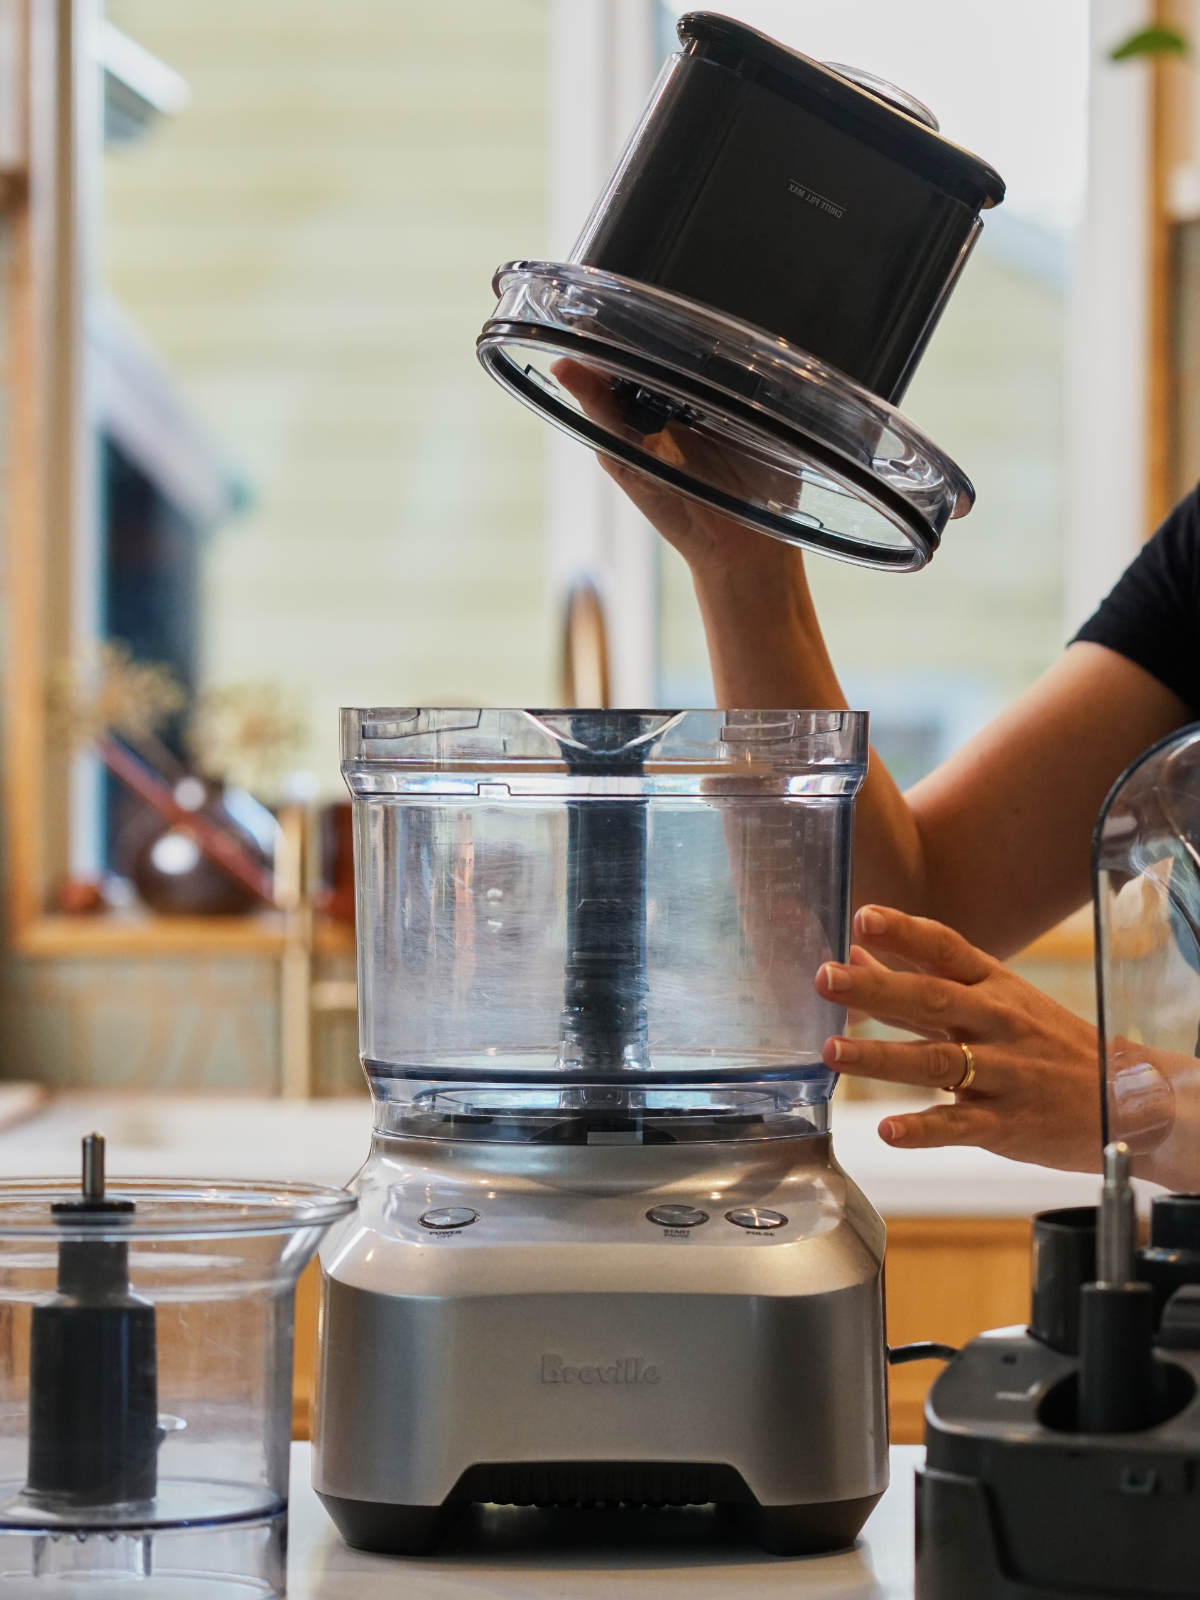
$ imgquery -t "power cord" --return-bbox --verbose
[887,1341,958,1365]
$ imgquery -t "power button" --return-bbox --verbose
[419,1207,479,1230]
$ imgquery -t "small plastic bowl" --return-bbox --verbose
[0,1177,355,1598]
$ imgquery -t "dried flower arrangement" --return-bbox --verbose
[49,644,309,908]
[47,642,186,758]
[187,682,309,800]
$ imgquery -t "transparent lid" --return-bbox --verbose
[477,261,973,571]
[1094,724,1200,1180]
[0,1177,355,1239]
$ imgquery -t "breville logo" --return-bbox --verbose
[539,1353,661,1386]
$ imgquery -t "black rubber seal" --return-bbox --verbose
[477,322,939,570]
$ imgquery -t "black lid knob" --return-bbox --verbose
[1149,1193,1200,1253]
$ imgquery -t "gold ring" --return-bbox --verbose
[949,1042,977,1094]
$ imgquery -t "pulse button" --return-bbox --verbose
[647,1204,709,1228]
[726,1207,787,1231]
[419,1206,479,1230]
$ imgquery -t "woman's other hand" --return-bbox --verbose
[816,905,1102,1172]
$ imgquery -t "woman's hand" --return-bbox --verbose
[550,357,852,719]
[815,905,1102,1172]
[550,358,789,574]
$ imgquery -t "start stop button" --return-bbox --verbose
[646,1204,709,1228]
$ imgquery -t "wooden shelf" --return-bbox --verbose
[0,167,26,210]
[15,910,355,959]
[16,911,291,956]
[313,919,355,956]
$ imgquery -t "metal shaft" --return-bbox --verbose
[81,1132,106,1203]
[1079,1139,1157,1433]
[558,714,651,1076]
[1097,1140,1135,1286]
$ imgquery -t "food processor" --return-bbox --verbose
[478,11,1005,570]
[916,724,1200,1599]
[312,707,889,1554]
[313,6,1010,1564]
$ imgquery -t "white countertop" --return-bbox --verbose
[0,1090,1125,1217]
[286,1442,920,1599]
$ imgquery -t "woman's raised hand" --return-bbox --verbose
[549,358,794,572]
[816,905,1102,1172]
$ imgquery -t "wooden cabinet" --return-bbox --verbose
[884,1216,1031,1442]
[291,1215,1034,1447]
[294,1262,321,1441]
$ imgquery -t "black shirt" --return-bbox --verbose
[1073,486,1200,714]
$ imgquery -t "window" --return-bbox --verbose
[98,0,554,811]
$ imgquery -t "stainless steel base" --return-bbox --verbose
[311,1129,888,1554]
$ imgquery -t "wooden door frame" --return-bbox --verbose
[3,0,92,948]
[1149,0,1200,522]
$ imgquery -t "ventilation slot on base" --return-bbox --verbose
[450,1460,748,1509]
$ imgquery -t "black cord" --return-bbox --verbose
[888,1341,958,1365]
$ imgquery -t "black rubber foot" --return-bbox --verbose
[741,1492,882,1556]
[318,1491,447,1556]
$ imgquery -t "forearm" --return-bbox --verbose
[589,398,1191,956]
[692,556,1191,959]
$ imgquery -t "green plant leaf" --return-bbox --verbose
[1110,23,1189,61]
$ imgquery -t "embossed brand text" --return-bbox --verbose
[539,1353,662,1385]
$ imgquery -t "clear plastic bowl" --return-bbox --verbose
[0,1177,354,1597]
[344,708,867,1142]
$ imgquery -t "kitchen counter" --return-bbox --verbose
[0,1090,1145,1215]
[285,1442,921,1598]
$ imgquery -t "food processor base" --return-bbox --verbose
[311,1129,889,1558]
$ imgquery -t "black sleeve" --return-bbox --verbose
[1072,485,1200,716]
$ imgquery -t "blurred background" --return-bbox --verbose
[0,0,1196,1096]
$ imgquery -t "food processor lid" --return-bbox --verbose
[478,261,974,571]
[678,12,1005,209]
[1093,722,1200,1154]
